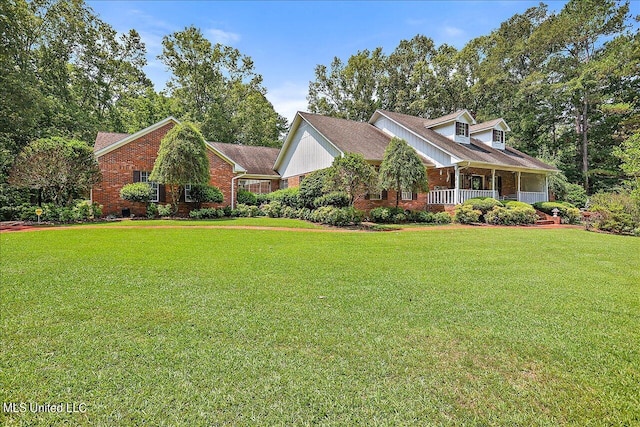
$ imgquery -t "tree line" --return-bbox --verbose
[307,0,639,194]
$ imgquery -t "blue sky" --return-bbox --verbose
[88,1,639,123]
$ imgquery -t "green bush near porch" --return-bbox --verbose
[533,201,581,224]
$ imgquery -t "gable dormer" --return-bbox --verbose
[425,110,476,144]
[469,118,510,150]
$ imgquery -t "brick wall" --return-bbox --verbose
[92,123,236,217]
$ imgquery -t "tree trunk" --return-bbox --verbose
[582,97,589,192]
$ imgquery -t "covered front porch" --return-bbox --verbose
[426,165,549,206]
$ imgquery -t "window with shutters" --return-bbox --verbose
[401,191,413,200]
[184,184,193,202]
[492,129,504,144]
[140,171,159,202]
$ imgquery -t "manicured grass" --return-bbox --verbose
[70,217,325,229]
[1,227,639,425]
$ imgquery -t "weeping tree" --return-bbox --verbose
[9,137,101,206]
[378,137,428,207]
[327,153,378,206]
[150,122,210,213]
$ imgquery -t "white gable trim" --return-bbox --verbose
[370,110,462,165]
[426,110,476,128]
[95,116,180,158]
[273,112,344,171]
[470,119,511,133]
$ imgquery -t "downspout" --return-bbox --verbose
[231,172,247,210]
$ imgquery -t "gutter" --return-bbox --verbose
[230,172,247,210]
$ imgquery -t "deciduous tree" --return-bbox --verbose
[378,138,428,207]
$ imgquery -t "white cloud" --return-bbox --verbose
[206,28,241,45]
[265,82,309,125]
[442,25,464,37]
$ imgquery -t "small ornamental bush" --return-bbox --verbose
[261,187,301,208]
[261,201,284,218]
[368,207,406,223]
[433,212,453,224]
[533,201,581,224]
[189,184,223,208]
[485,206,537,225]
[120,182,154,204]
[189,207,225,219]
[237,189,258,206]
[18,200,103,222]
[313,191,350,208]
[299,168,331,208]
[408,210,435,223]
[454,204,482,224]
[157,204,173,217]
[564,183,588,209]
[232,203,264,217]
[310,206,363,226]
[146,202,159,218]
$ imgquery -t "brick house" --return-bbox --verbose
[92,110,556,215]
[92,117,279,216]
[275,110,557,211]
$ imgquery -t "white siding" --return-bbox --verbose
[373,116,455,167]
[278,122,341,178]
[471,123,507,150]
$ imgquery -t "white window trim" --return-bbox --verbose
[455,122,469,137]
[184,184,193,202]
[140,171,159,202]
[401,190,413,201]
[493,129,504,144]
[369,192,383,201]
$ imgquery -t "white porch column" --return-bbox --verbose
[454,165,460,205]
[517,171,522,201]
[492,169,496,199]
[545,174,550,202]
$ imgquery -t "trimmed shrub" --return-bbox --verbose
[369,207,391,223]
[157,204,173,217]
[313,191,350,208]
[261,187,301,208]
[299,168,331,208]
[146,202,158,218]
[463,197,503,213]
[408,210,435,223]
[533,201,581,224]
[232,203,264,217]
[485,205,537,225]
[119,182,153,204]
[261,201,283,218]
[433,212,452,224]
[237,189,257,206]
[310,206,363,226]
[189,207,225,219]
[189,184,223,208]
[454,204,482,224]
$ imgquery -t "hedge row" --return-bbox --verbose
[454,198,537,225]
[368,207,451,224]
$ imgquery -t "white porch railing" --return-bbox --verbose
[427,189,455,205]
[427,189,496,205]
[518,191,548,204]
[427,189,547,205]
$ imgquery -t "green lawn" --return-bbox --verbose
[1,226,639,425]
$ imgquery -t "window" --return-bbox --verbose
[455,122,469,137]
[369,192,382,201]
[401,191,413,201]
[492,129,504,144]
[184,184,193,202]
[239,179,271,194]
[140,171,159,202]
[299,174,305,184]
[280,179,288,189]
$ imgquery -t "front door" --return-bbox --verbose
[471,175,483,190]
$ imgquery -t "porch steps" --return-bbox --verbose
[534,209,559,226]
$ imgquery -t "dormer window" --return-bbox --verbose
[492,129,504,144]
[455,122,469,138]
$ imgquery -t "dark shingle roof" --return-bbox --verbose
[94,132,130,152]
[422,110,469,128]
[377,110,556,171]
[209,142,280,176]
[470,118,504,133]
